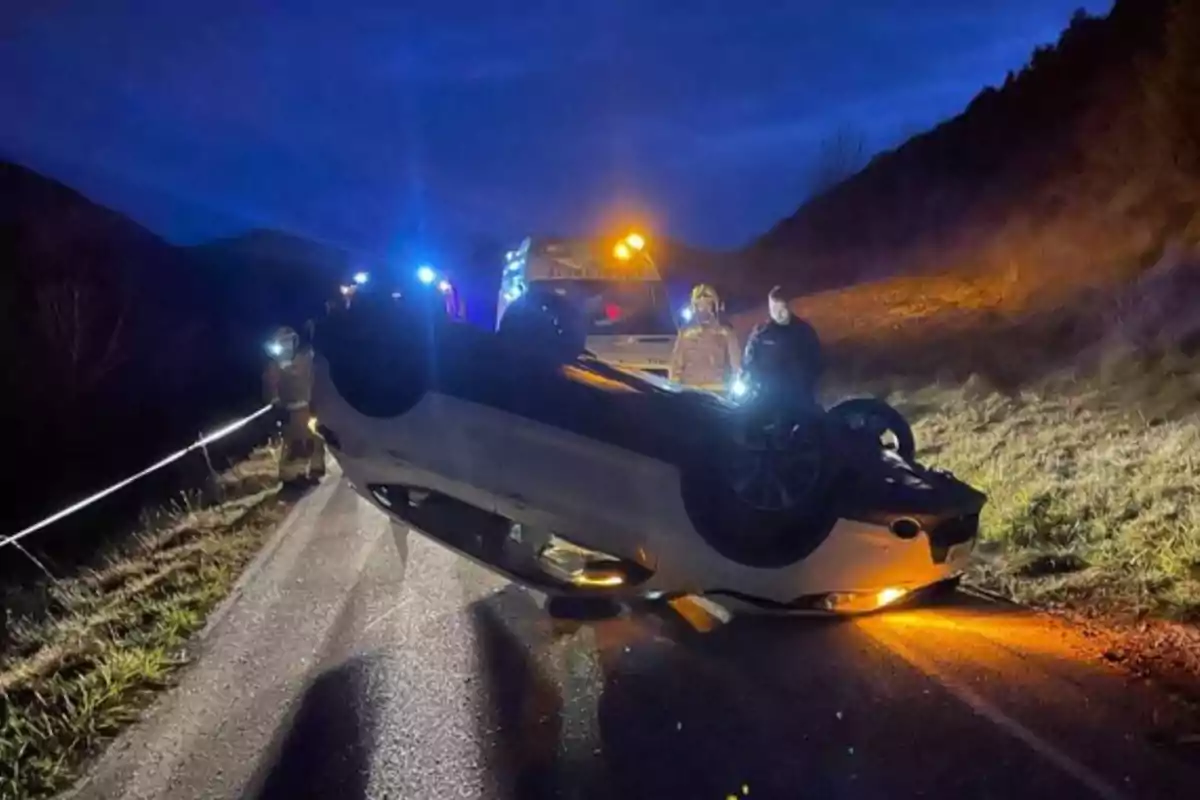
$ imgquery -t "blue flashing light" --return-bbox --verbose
[681,306,694,323]
[416,265,436,285]
[353,271,369,285]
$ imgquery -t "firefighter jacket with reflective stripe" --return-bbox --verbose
[263,348,315,410]
[670,321,741,388]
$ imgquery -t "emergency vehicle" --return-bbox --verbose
[496,235,678,377]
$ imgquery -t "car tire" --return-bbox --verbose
[827,397,916,462]
[496,290,587,362]
[320,300,433,418]
[679,420,843,569]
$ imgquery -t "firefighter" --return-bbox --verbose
[263,325,326,486]
[669,284,741,393]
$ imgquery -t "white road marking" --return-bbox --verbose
[868,625,1131,800]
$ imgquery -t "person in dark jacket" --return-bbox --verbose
[741,285,824,410]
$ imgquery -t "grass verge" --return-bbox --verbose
[792,253,1200,623]
[884,373,1200,620]
[0,444,292,800]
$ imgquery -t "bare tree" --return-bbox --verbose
[807,126,869,198]
[34,278,129,398]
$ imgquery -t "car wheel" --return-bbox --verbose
[680,420,843,569]
[320,301,432,418]
[725,417,828,513]
[827,397,916,462]
[496,290,587,362]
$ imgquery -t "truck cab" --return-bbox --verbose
[497,236,678,377]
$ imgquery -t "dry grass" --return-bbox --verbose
[795,248,1200,623]
[884,377,1200,620]
[0,444,292,800]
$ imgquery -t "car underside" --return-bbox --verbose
[310,298,987,614]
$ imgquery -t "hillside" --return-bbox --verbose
[731,0,1200,377]
[0,163,344,571]
[727,0,1200,620]
[187,229,354,356]
[1,164,218,539]
[189,229,352,318]
[0,162,208,396]
[745,0,1192,314]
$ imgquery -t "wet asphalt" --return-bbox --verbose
[70,474,1200,800]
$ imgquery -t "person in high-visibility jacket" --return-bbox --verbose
[669,284,741,393]
[263,325,326,485]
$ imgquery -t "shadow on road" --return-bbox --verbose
[470,589,570,800]
[247,655,379,800]
[596,612,867,799]
[466,585,1096,799]
[468,587,866,799]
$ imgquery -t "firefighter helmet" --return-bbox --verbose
[690,284,722,314]
[265,326,299,360]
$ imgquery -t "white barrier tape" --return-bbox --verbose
[0,404,275,552]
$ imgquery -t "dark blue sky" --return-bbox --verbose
[2,0,1111,255]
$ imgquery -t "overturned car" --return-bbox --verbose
[310,293,986,615]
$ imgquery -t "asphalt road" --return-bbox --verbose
[70,472,1199,800]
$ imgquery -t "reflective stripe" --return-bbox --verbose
[285,400,310,410]
[1,405,273,551]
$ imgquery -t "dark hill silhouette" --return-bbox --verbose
[0,163,347,576]
[1,161,220,399]
[193,228,350,269]
[187,228,354,352]
[729,0,1200,392]
[744,0,1186,300]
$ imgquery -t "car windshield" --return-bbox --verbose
[537,280,677,336]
